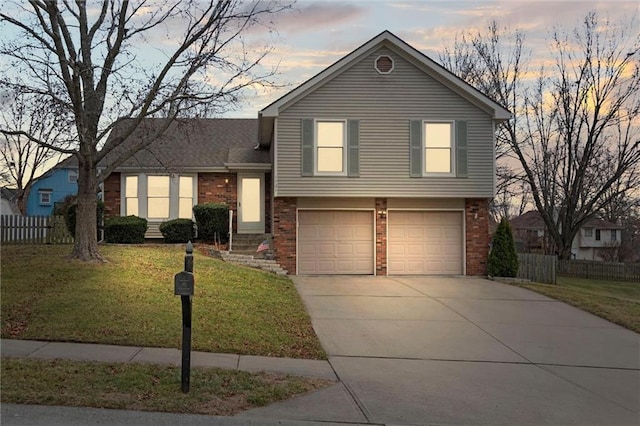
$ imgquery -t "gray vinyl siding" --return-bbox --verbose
[274,46,495,198]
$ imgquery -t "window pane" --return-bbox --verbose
[317,147,343,172]
[148,198,169,219]
[125,176,138,197]
[179,198,192,219]
[126,198,139,216]
[179,176,193,198]
[148,176,170,197]
[241,178,261,222]
[425,148,451,173]
[425,123,452,148]
[317,122,344,147]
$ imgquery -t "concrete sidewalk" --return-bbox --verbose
[1,339,364,425]
[0,339,336,380]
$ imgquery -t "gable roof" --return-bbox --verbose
[258,30,512,147]
[99,118,268,172]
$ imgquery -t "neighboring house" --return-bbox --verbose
[102,31,511,276]
[26,157,78,216]
[510,210,623,261]
[1,187,21,215]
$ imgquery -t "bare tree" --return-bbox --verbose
[439,22,529,221]
[441,13,640,259]
[516,13,640,259]
[0,90,73,213]
[0,0,290,261]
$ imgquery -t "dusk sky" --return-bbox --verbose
[232,0,639,117]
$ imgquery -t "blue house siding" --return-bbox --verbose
[26,169,78,216]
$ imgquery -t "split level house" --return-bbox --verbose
[510,210,623,261]
[100,31,511,276]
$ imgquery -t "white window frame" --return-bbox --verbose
[315,119,347,176]
[124,175,139,216]
[423,121,455,177]
[39,190,52,205]
[610,230,617,242]
[583,227,593,238]
[122,174,197,220]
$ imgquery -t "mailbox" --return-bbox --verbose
[174,271,194,296]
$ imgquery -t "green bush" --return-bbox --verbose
[488,217,519,277]
[193,203,229,243]
[104,216,148,244]
[55,195,105,238]
[159,219,195,243]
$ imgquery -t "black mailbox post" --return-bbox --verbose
[174,241,194,393]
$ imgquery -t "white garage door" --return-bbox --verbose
[388,211,463,275]
[298,210,374,274]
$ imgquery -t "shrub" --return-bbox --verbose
[488,217,519,277]
[159,219,195,243]
[55,195,105,238]
[193,203,229,243]
[104,216,148,244]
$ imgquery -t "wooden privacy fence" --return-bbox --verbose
[517,253,557,284]
[0,215,73,245]
[558,260,640,283]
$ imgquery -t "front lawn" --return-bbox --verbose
[1,358,331,415]
[518,276,640,333]
[1,245,325,359]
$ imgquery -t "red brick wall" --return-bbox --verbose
[264,173,272,234]
[102,173,120,219]
[198,173,238,232]
[465,198,490,275]
[375,198,387,275]
[272,197,297,274]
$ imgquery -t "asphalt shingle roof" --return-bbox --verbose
[100,118,267,171]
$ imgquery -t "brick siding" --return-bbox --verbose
[465,198,490,275]
[102,172,120,219]
[375,198,387,275]
[272,197,297,274]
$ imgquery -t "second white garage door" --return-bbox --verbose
[298,210,374,274]
[388,211,463,275]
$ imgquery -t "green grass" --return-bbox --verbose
[517,276,640,333]
[1,245,326,359]
[1,358,332,415]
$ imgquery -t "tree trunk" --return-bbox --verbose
[71,156,104,262]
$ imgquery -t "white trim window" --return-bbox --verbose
[316,120,346,174]
[125,175,139,216]
[39,190,52,205]
[424,121,454,175]
[123,174,196,220]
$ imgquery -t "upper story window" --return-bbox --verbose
[39,190,52,205]
[595,229,601,241]
[424,122,454,175]
[68,170,78,183]
[610,230,617,242]
[316,120,346,174]
[583,227,593,238]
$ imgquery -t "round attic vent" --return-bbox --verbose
[375,55,394,74]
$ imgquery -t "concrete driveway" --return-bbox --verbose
[241,276,639,425]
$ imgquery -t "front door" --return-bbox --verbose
[237,173,264,233]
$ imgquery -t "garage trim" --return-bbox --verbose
[297,208,377,275]
[386,208,466,276]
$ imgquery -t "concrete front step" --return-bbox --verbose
[221,252,288,275]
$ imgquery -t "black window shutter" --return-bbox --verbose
[347,120,360,177]
[410,120,422,177]
[301,119,314,176]
[456,121,468,177]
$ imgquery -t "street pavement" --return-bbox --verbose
[2,276,639,425]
